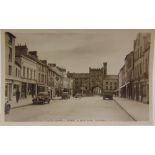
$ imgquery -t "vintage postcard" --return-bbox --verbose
[0,29,154,125]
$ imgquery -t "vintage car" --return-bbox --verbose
[32,92,51,105]
[62,92,70,99]
[103,91,113,100]
[74,93,82,98]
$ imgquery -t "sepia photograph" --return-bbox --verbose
[1,1,155,155]
[1,29,153,124]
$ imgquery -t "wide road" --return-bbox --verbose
[5,96,135,122]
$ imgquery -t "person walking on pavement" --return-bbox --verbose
[16,88,20,103]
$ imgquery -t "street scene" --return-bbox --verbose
[5,95,149,122]
[5,96,135,122]
[4,30,151,122]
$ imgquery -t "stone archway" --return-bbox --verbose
[91,86,102,95]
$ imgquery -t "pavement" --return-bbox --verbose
[9,96,33,109]
[10,96,64,109]
[113,97,149,121]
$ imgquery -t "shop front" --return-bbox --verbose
[21,82,27,98]
[37,84,48,94]
[5,80,13,101]
[28,83,36,98]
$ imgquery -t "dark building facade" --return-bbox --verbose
[118,33,151,104]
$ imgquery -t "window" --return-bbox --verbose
[39,73,40,82]
[42,74,44,82]
[23,66,25,78]
[45,75,46,83]
[27,68,29,79]
[34,70,36,79]
[18,70,20,77]
[110,82,112,85]
[5,85,8,97]
[8,47,12,62]
[56,76,59,81]
[8,65,12,75]
[16,68,18,77]
[110,86,112,90]
[106,86,108,90]
[8,35,12,45]
[30,69,32,79]
[140,63,142,74]
[145,59,148,74]
[106,82,108,85]
[140,47,142,57]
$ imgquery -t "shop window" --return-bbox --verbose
[13,85,18,96]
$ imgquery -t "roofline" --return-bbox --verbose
[6,32,16,38]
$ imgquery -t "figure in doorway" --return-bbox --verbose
[16,88,20,103]
[31,89,35,98]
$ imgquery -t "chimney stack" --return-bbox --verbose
[15,44,28,56]
[29,51,38,59]
[40,60,47,64]
[103,62,107,75]
[48,63,56,67]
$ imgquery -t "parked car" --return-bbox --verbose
[74,93,82,98]
[103,91,113,100]
[62,92,70,99]
[32,92,51,105]
[5,99,11,114]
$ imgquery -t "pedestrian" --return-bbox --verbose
[32,89,35,98]
[16,88,20,103]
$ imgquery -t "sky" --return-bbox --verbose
[9,29,152,75]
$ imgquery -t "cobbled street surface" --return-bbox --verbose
[5,96,135,122]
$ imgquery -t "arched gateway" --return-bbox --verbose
[67,62,118,96]
[92,86,102,95]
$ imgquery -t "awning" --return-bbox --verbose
[120,82,131,89]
